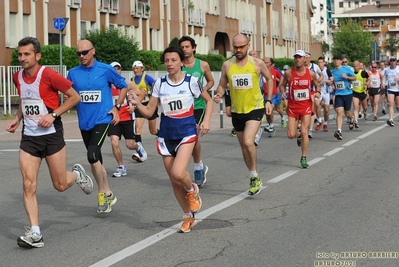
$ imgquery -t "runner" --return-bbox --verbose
[367,62,384,121]
[384,56,399,126]
[179,36,214,186]
[378,61,387,115]
[315,57,333,132]
[127,46,213,233]
[352,60,370,128]
[279,50,320,168]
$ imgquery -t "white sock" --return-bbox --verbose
[249,171,258,177]
[73,170,81,182]
[31,226,40,235]
[194,161,204,171]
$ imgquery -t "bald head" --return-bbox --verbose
[232,34,249,44]
[248,50,259,58]
[76,39,95,67]
[77,39,93,51]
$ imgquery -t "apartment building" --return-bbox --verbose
[332,0,399,61]
[0,0,321,67]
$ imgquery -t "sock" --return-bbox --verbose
[183,212,194,218]
[186,185,194,193]
[324,121,328,125]
[270,124,274,128]
[338,128,342,133]
[107,192,113,197]
[135,135,142,143]
[249,170,258,177]
[73,170,81,182]
[301,156,306,159]
[119,165,125,169]
[31,226,40,235]
[194,161,204,171]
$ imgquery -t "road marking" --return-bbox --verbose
[65,139,82,142]
[0,149,19,152]
[357,124,387,139]
[90,121,389,267]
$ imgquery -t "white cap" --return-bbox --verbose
[283,65,290,70]
[110,62,121,68]
[132,61,144,67]
[293,50,306,57]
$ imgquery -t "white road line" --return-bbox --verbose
[89,191,252,267]
[90,119,389,267]
[323,147,344,156]
[65,139,82,142]
[0,149,19,152]
[357,124,387,139]
[342,139,359,147]
[267,170,299,183]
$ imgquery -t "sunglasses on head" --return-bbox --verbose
[76,47,94,56]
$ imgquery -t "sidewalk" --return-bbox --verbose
[0,106,234,142]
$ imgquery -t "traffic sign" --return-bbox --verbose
[53,17,65,31]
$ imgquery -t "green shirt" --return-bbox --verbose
[183,58,206,110]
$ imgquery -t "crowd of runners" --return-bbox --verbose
[6,34,399,248]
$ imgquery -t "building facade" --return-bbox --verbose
[0,0,322,67]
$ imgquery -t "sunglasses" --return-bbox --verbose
[371,66,377,68]
[390,59,396,62]
[342,61,348,63]
[233,43,248,50]
[76,47,94,56]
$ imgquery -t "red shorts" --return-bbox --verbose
[287,105,313,120]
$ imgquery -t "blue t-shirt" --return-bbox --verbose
[331,66,355,96]
[67,59,128,131]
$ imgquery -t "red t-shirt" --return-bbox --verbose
[263,67,282,95]
[13,66,72,111]
[111,86,131,122]
[288,67,313,109]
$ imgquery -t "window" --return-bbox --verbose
[339,2,343,8]
[354,1,359,8]
[348,2,351,7]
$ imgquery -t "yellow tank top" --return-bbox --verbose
[227,57,264,114]
[352,71,366,93]
[132,74,150,102]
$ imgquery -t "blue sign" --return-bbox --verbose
[53,17,65,31]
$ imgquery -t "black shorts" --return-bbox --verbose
[20,130,65,158]
[224,92,231,107]
[334,94,353,111]
[231,108,265,132]
[380,88,387,95]
[134,102,159,120]
[80,124,109,150]
[368,88,380,97]
[107,120,135,140]
[352,91,367,101]
[194,109,205,125]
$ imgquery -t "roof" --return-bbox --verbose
[343,5,399,14]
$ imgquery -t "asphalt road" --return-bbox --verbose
[1,109,399,267]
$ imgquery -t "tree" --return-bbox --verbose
[168,37,179,47]
[83,27,140,70]
[331,19,374,63]
[383,37,399,56]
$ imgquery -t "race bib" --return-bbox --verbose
[335,81,345,90]
[161,94,189,117]
[21,99,46,118]
[352,81,361,87]
[390,81,397,89]
[293,89,309,101]
[80,91,101,103]
[371,80,378,86]
[320,82,325,89]
[231,74,253,90]
[112,96,127,105]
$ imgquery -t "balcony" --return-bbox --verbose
[187,9,206,27]
[363,23,381,32]
[388,25,399,31]
[68,0,81,8]
[110,0,120,14]
[131,0,150,19]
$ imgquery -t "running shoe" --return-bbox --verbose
[264,125,271,132]
[363,111,368,120]
[281,118,287,128]
[354,120,359,129]
[97,193,112,213]
[230,129,237,137]
[297,136,302,147]
[382,107,386,114]
[194,165,208,187]
[349,121,355,130]
[17,226,44,248]
[107,192,117,207]
[308,129,313,139]
[387,119,395,127]
[300,157,309,169]
[112,166,127,177]
[132,142,148,162]
[254,127,264,146]
[323,124,328,132]
[373,114,378,121]
[315,123,322,131]
[178,214,196,233]
[186,183,202,213]
[334,130,343,140]
[358,113,362,119]
[72,164,94,195]
[268,127,275,138]
[248,176,262,195]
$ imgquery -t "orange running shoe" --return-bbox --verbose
[186,183,202,213]
[178,215,196,233]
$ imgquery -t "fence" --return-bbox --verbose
[2,67,222,116]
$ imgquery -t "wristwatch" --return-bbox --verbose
[114,104,121,110]
[266,100,272,104]
[51,112,57,118]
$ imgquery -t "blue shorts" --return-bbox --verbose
[334,94,353,111]
[264,93,282,106]
[388,90,399,97]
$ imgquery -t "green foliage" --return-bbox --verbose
[384,37,399,55]
[196,53,226,71]
[82,27,140,70]
[273,58,295,70]
[331,19,374,63]
[10,45,80,69]
[322,41,330,54]
[134,50,163,71]
[168,37,179,48]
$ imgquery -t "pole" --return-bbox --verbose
[59,30,64,104]
[219,100,224,128]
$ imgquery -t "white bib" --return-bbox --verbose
[352,81,361,87]
[293,89,310,101]
[335,81,345,90]
[21,99,46,118]
[231,74,253,90]
[390,81,397,89]
[80,90,101,103]
[161,94,189,117]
